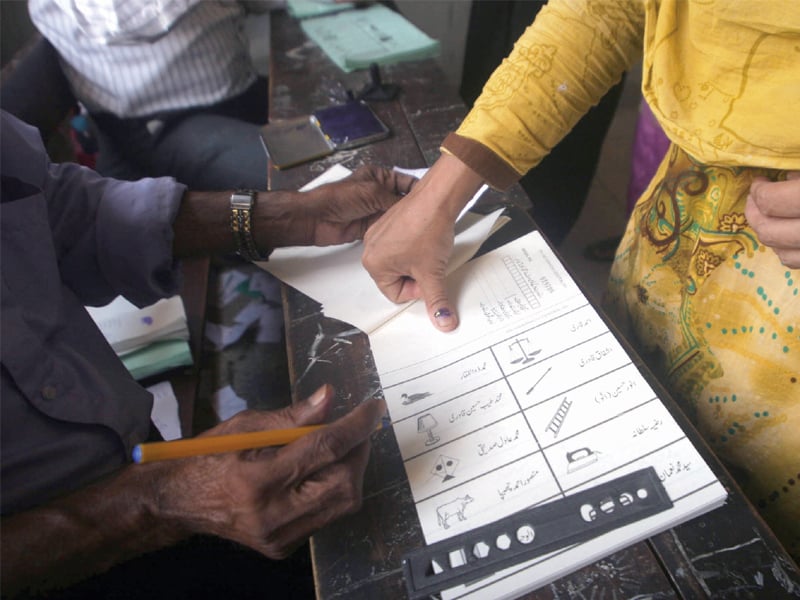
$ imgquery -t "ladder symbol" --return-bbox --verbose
[546,397,572,438]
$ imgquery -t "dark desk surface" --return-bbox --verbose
[139,255,208,437]
[267,9,799,599]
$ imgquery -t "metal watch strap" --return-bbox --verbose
[230,189,270,261]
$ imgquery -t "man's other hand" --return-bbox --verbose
[154,384,384,559]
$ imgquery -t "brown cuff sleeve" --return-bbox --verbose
[441,132,522,191]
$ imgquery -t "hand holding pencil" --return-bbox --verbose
[143,383,385,560]
[133,411,390,463]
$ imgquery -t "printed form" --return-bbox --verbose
[369,230,727,598]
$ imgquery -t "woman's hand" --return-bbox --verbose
[746,171,800,268]
[362,155,486,332]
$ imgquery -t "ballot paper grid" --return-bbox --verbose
[370,231,727,599]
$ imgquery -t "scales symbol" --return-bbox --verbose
[508,337,541,365]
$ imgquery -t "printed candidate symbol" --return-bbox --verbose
[526,366,552,395]
[545,396,572,438]
[566,447,599,473]
[417,413,440,446]
[509,337,541,365]
[431,455,459,482]
[402,391,432,405]
[436,494,474,529]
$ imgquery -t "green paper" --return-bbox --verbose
[287,0,354,19]
[301,4,440,73]
[122,339,193,381]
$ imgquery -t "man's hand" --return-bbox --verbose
[173,167,415,258]
[261,166,418,248]
[746,171,800,268]
[1,385,384,595]
[362,155,486,332]
[156,384,383,559]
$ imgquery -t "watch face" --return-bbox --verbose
[231,190,256,210]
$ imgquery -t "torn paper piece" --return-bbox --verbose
[146,380,182,441]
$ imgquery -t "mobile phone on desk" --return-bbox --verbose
[260,101,390,169]
[260,116,335,170]
[312,100,390,150]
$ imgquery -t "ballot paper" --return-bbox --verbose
[258,166,728,598]
[369,230,727,599]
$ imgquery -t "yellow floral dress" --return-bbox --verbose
[605,146,799,560]
[441,0,800,560]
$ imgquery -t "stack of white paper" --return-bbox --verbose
[87,295,192,380]
[369,230,728,599]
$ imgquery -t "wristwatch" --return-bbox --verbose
[230,189,271,261]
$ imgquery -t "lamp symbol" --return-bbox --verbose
[417,413,440,446]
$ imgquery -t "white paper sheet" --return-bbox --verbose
[87,295,188,355]
[212,384,249,422]
[258,166,502,334]
[146,381,182,441]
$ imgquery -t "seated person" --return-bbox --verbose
[27,0,282,189]
[0,109,417,597]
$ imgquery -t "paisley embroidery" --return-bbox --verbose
[605,145,799,561]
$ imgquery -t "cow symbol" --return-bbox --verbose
[436,495,474,529]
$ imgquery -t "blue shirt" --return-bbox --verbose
[0,111,185,513]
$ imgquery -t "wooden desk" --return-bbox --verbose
[172,256,209,437]
[268,9,799,598]
[139,256,209,437]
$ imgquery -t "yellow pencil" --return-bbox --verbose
[132,418,391,464]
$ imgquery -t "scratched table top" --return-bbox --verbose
[267,9,799,599]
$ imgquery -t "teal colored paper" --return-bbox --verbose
[122,339,193,381]
[300,4,440,73]
[286,0,354,20]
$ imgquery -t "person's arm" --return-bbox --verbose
[1,385,383,597]
[173,165,417,257]
[746,171,800,268]
[361,0,644,332]
[362,154,485,331]
[51,160,413,308]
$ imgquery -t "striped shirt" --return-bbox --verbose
[28,0,258,117]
